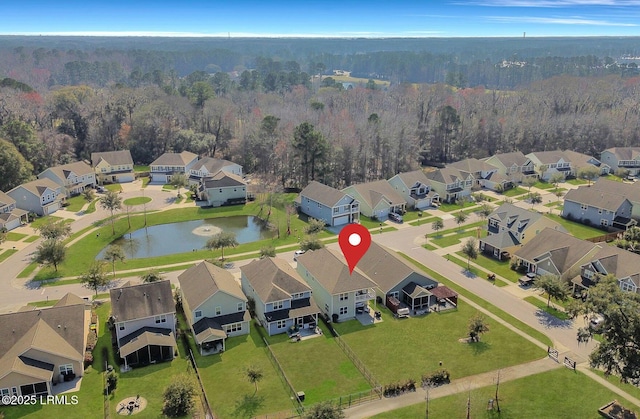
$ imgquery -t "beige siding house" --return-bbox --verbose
[38,161,96,197]
[149,151,199,184]
[91,150,135,184]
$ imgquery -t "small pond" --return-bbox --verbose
[97,216,273,259]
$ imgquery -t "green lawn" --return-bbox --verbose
[544,214,607,239]
[267,323,370,405]
[590,369,640,402]
[438,201,477,213]
[64,194,89,212]
[30,215,65,229]
[448,253,509,287]
[459,252,520,283]
[183,318,294,418]
[437,221,487,237]
[372,368,637,419]
[122,196,152,206]
[431,229,485,248]
[104,184,123,192]
[0,249,18,263]
[567,178,588,185]
[398,254,553,348]
[141,177,151,188]
[408,216,440,226]
[18,261,39,278]
[533,181,555,190]
[502,187,528,197]
[423,243,439,251]
[602,174,624,182]
[134,165,150,172]
[333,301,542,385]
[162,184,177,190]
[523,296,570,320]
[24,235,40,243]
[5,232,27,241]
[85,199,97,214]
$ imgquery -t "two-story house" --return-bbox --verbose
[241,257,320,336]
[481,204,567,260]
[448,158,506,190]
[512,228,601,279]
[149,151,199,184]
[563,186,636,230]
[298,181,360,226]
[296,248,376,322]
[91,150,135,184]
[563,150,609,176]
[357,242,439,313]
[525,150,573,181]
[0,293,90,399]
[572,246,640,296]
[110,280,177,369]
[388,171,439,210]
[7,178,65,216]
[198,172,247,207]
[600,147,640,176]
[483,151,536,182]
[178,261,250,355]
[425,167,474,203]
[342,180,406,220]
[589,178,640,221]
[0,191,29,231]
[38,161,96,198]
[189,157,243,185]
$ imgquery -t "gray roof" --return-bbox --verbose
[591,178,640,203]
[602,147,640,161]
[526,150,567,164]
[564,187,629,212]
[485,151,530,168]
[39,161,94,181]
[150,151,198,167]
[489,203,543,229]
[178,261,246,310]
[8,178,62,197]
[344,180,405,208]
[0,191,16,207]
[448,158,496,174]
[562,150,601,168]
[481,231,521,249]
[203,171,246,188]
[392,170,432,188]
[402,282,432,299]
[191,157,237,173]
[119,327,176,356]
[300,181,352,207]
[241,257,310,303]
[583,246,640,282]
[513,228,599,274]
[296,248,376,294]
[425,167,466,184]
[357,241,436,293]
[91,150,133,167]
[110,280,175,323]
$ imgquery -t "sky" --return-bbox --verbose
[1,0,639,37]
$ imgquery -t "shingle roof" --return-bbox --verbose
[191,157,237,173]
[300,181,353,207]
[8,178,61,197]
[425,167,466,184]
[602,147,640,161]
[150,151,198,167]
[562,150,601,168]
[91,150,134,167]
[564,187,629,212]
[526,150,567,164]
[356,241,436,293]
[481,231,521,249]
[485,151,530,168]
[584,246,640,282]
[344,180,405,208]
[448,158,496,174]
[392,170,432,188]
[0,191,15,207]
[296,248,376,294]
[40,161,94,180]
[178,261,246,311]
[110,280,175,323]
[119,327,176,357]
[241,257,310,303]
[202,171,246,188]
[513,228,599,274]
[591,178,640,203]
[489,203,543,228]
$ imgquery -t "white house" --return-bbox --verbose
[91,150,135,184]
[149,151,199,184]
[189,157,243,185]
[38,161,96,197]
[342,180,406,220]
[298,181,360,226]
[600,147,640,176]
[109,280,177,369]
[178,261,250,355]
[7,178,65,216]
[0,191,28,231]
[198,172,247,207]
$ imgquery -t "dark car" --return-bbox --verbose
[388,212,403,223]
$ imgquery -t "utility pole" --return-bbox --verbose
[495,370,501,412]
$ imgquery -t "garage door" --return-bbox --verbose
[333,215,350,226]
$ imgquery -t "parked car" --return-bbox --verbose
[589,314,605,330]
[519,272,536,287]
[293,250,306,261]
[388,212,403,223]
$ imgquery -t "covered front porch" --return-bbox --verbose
[118,327,176,371]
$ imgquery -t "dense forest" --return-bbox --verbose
[1,36,640,192]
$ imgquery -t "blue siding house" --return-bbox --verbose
[298,181,360,226]
[562,186,635,230]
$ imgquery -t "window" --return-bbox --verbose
[583,270,594,279]
[598,208,602,214]
[273,301,284,310]
[581,204,588,211]
[119,324,125,331]
[334,207,339,213]
[60,364,74,375]
[339,293,349,301]
[344,205,350,211]
[219,189,223,193]
[339,307,348,315]
[0,388,9,397]
[195,310,202,318]
[291,292,304,300]
[215,306,222,316]
[620,281,636,293]
[155,314,167,324]
[276,320,287,329]
[600,219,609,226]
[225,323,243,333]
[237,302,244,312]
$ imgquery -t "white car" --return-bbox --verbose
[293,250,306,261]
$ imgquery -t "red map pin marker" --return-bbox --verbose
[339,224,372,274]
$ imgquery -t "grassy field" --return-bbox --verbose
[567,178,588,185]
[459,252,520,283]
[372,368,637,419]
[325,74,390,86]
[18,261,39,278]
[408,216,440,226]
[502,187,528,197]
[448,253,509,287]
[438,201,477,213]
[398,254,553,348]
[267,323,370,405]
[523,296,570,320]
[24,235,40,242]
[5,232,27,241]
[423,243,439,251]
[30,215,66,229]
[134,165,149,172]
[122,196,152,206]
[64,194,89,212]
[431,228,485,248]
[104,184,123,192]
[85,199,97,214]
[333,301,542,385]
[0,249,18,263]
[544,214,607,239]
[533,181,555,190]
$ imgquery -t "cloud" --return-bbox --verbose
[486,15,638,26]
[459,0,640,6]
